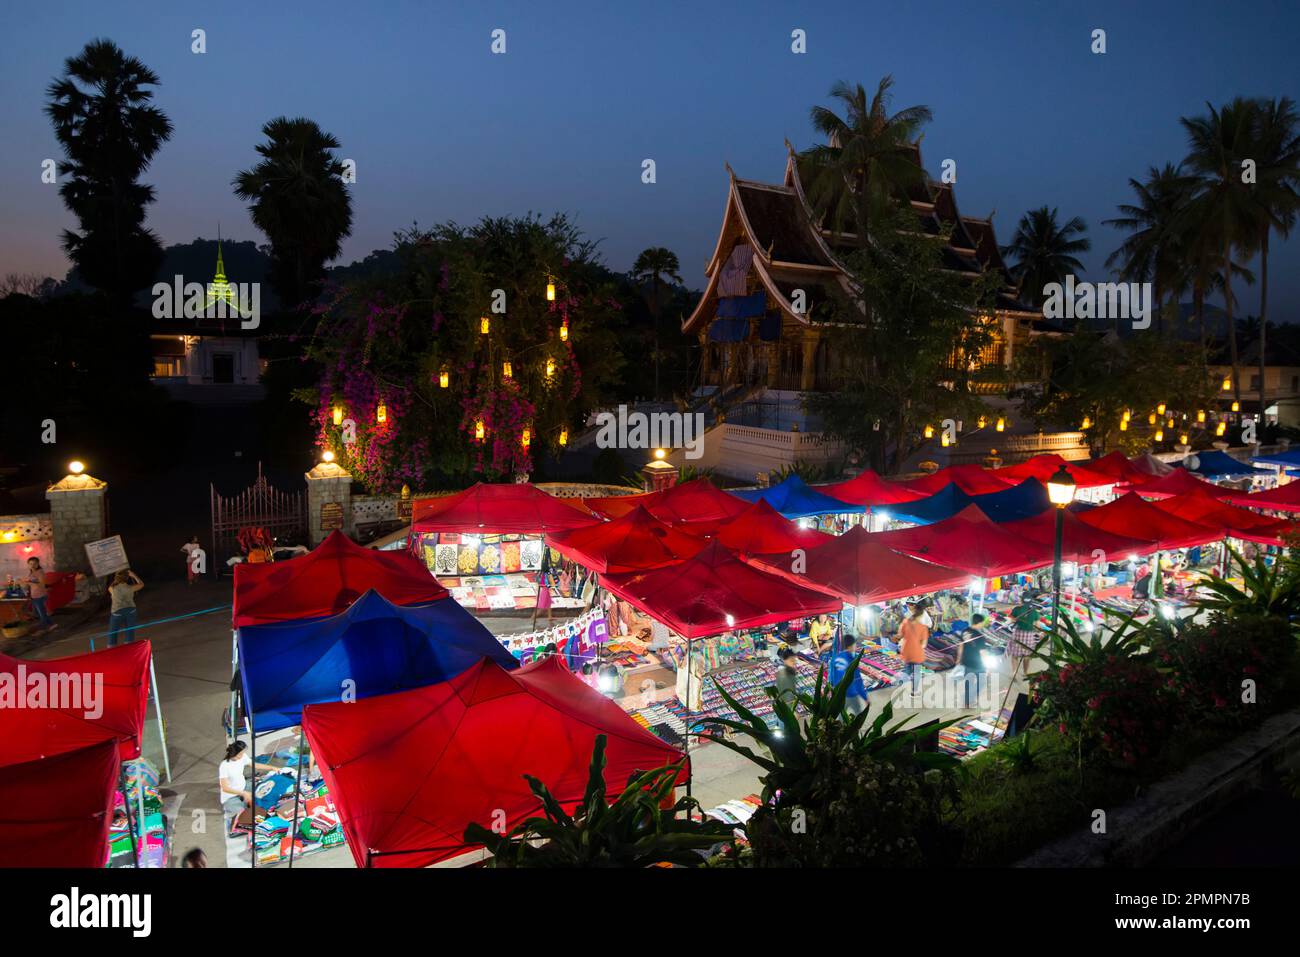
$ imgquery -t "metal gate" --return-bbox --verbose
[210,463,307,573]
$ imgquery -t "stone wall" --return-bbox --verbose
[45,476,107,579]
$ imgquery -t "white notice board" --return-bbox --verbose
[84,535,130,578]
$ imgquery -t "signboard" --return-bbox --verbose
[320,502,344,531]
[84,535,130,578]
[396,497,413,521]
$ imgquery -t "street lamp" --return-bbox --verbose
[1046,464,1077,648]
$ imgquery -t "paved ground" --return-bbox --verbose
[15,577,1023,868]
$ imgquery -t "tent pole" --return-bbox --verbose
[137,761,147,868]
[683,636,693,819]
[288,725,306,868]
[149,654,172,783]
[990,652,1023,749]
[248,715,256,870]
[118,765,138,869]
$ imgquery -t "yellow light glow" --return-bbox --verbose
[940,433,951,447]
[559,428,568,446]
[924,424,935,439]
[521,428,531,449]
[1119,419,1128,431]
[977,415,986,429]
[545,358,555,379]
[322,450,335,463]
[502,361,513,379]
[439,370,449,389]
[480,316,490,335]
[1231,400,1240,412]
[546,282,556,302]
[1,531,15,542]
[1217,422,1227,436]
[1197,410,1206,423]
[1155,429,1164,442]
[1167,419,1175,428]
[332,405,343,426]
[654,448,667,460]
[475,419,485,441]
[1148,413,1157,425]
[1222,376,1231,391]
[376,403,387,424]
[996,417,1005,432]
[1179,433,1189,445]
[559,320,569,342]
[68,460,85,475]
[1081,416,1091,430]
[1122,409,1131,422]
[1157,402,1166,415]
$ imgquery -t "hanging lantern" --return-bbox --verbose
[1119,418,1129,432]
[1167,418,1175,429]
[1196,409,1206,423]
[1216,421,1227,436]
[977,415,987,429]
[1156,402,1166,415]
[559,427,569,446]
[502,360,513,379]
[940,433,951,448]
[1179,433,1189,445]
[521,427,531,449]
[439,369,450,389]
[332,405,343,426]
[995,417,1005,432]
[1222,375,1231,392]
[1081,416,1092,430]
[1147,412,1157,425]
[474,419,485,441]
[480,316,490,335]
[546,281,556,302]
[923,424,935,439]
[1155,429,1164,442]
[545,357,556,379]
[1231,400,1240,412]
[376,402,387,424]
[559,319,569,342]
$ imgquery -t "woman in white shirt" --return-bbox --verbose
[218,740,277,816]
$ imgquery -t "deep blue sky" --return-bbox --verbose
[2,1,1297,319]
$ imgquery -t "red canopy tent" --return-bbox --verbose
[580,489,656,520]
[411,483,596,535]
[1002,508,1158,562]
[302,656,686,868]
[0,641,152,764]
[705,500,834,555]
[819,469,927,506]
[1224,480,1300,514]
[991,453,1116,488]
[645,478,752,527]
[870,505,1055,578]
[546,505,706,573]
[1131,452,1175,477]
[233,530,447,628]
[895,464,1014,496]
[1088,451,1155,484]
[1152,489,1297,545]
[601,540,842,639]
[1128,468,1234,501]
[1076,492,1219,550]
[0,738,119,868]
[749,525,970,605]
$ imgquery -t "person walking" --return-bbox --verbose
[181,535,203,585]
[25,556,55,631]
[828,633,868,716]
[773,646,800,709]
[107,569,144,647]
[898,604,931,697]
[958,614,990,708]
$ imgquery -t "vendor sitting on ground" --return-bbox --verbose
[218,740,280,818]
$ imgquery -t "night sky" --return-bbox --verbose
[2,0,1297,319]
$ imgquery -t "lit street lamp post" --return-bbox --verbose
[1046,465,1078,652]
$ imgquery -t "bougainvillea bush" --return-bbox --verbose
[1150,613,1296,729]
[300,214,627,491]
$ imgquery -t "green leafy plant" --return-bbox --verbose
[462,735,732,868]
[1195,547,1300,620]
[996,729,1055,776]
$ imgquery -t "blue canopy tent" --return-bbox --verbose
[888,483,973,525]
[1249,448,1300,468]
[732,475,864,519]
[238,589,518,733]
[1184,450,1272,478]
[971,478,1053,523]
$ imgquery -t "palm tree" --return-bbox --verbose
[1244,97,1300,419]
[1181,98,1262,405]
[233,117,353,309]
[1103,164,1196,333]
[630,247,683,401]
[45,39,173,302]
[1001,207,1091,311]
[799,77,932,243]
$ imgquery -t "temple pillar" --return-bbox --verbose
[800,331,820,391]
[45,469,107,582]
[305,459,354,546]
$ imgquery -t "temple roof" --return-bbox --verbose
[685,141,1036,334]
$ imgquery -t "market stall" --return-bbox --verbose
[547,504,705,573]
[0,739,120,868]
[893,464,1016,496]
[1128,467,1235,500]
[1224,480,1300,514]
[731,474,864,523]
[707,499,834,555]
[302,656,686,868]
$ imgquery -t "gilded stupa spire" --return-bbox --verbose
[206,225,239,311]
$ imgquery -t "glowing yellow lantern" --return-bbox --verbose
[474,420,485,441]
[559,428,568,446]
[1231,400,1240,412]
[1179,433,1189,445]
[480,316,490,335]
[1119,418,1128,432]
[439,369,449,389]
[1216,421,1227,436]
[332,405,343,426]
[1157,402,1166,415]
[940,433,951,448]
[502,361,513,379]
[559,319,569,342]
[1155,429,1164,442]
[376,402,387,424]
[546,281,556,302]
[1167,418,1175,428]
[977,415,987,429]
[1196,410,1206,423]
[996,417,1005,432]
[1222,375,1231,392]
[521,428,531,449]
[924,424,935,439]
[545,358,556,379]
[1122,409,1131,422]
[1081,416,1092,430]
[1148,413,1157,425]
